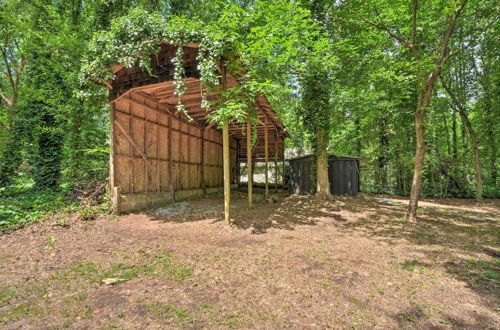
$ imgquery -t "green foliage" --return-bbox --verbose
[82,2,328,125]
[0,184,75,231]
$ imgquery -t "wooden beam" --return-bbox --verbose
[201,128,205,194]
[130,92,206,129]
[274,130,278,192]
[128,103,135,193]
[114,108,208,140]
[247,117,253,207]
[110,103,118,212]
[282,141,286,186]
[236,140,241,186]
[144,105,148,193]
[168,109,174,201]
[156,106,160,192]
[123,95,171,116]
[221,64,231,225]
[223,120,231,225]
[178,121,182,190]
[264,115,269,199]
[114,120,153,169]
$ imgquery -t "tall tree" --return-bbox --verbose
[338,0,469,221]
[0,0,28,186]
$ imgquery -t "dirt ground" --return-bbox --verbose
[0,189,499,329]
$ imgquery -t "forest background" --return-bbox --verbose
[0,0,498,229]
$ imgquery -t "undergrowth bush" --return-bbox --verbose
[0,179,109,231]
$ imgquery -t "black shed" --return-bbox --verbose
[288,155,360,195]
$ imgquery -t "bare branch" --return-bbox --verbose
[0,45,16,93]
[439,74,466,113]
[0,89,13,107]
[428,0,469,83]
[411,0,418,57]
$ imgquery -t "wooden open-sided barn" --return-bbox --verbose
[107,42,288,216]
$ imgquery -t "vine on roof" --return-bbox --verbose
[81,4,331,129]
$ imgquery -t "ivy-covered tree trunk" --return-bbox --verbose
[0,125,24,187]
[34,110,63,190]
[67,100,84,182]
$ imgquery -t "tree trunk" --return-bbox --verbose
[440,76,483,202]
[407,91,427,222]
[316,128,330,199]
[491,143,497,185]
[406,0,468,221]
[455,109,483,202]
[354,117,362,157]
[452,109,458,159]
[379,115,388,191]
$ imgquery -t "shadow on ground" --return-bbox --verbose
[146,188,343,234]
[145,190,499,319]
[331,195,499,322]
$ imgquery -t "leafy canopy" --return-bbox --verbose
[82,2,332,126]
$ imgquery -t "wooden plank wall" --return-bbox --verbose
[112,95,237,195]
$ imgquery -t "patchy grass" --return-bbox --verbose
[0,301,44,325]
[143,252,193,283]
[0,286,17,307]
[96,263,140,283]
[50,260,100,283]
[399,260,427,273]
[199,303,252,328]
[59,293,93,327]
[0,250,194,327]
[0,193,498,328]
[48,251,192,287]
[466,259,500,282]
[145,302,194,324]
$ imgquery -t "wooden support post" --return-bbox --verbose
[221,62,231,225]
[201,128,205,194]
[168,111,174,201]
[264,116,269,199]
[223,120,231,225]
[282,139,286,186]
[129,103,135,193]
[110,103,118,212]
[156,107,160,192]
[113,186,121,214]
[247,118,253,207]
[236,140,241,187]
[274,130,278,192]
[144,108,148,193]
[178,120,182,190]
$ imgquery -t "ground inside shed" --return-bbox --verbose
[0,190,499,328]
